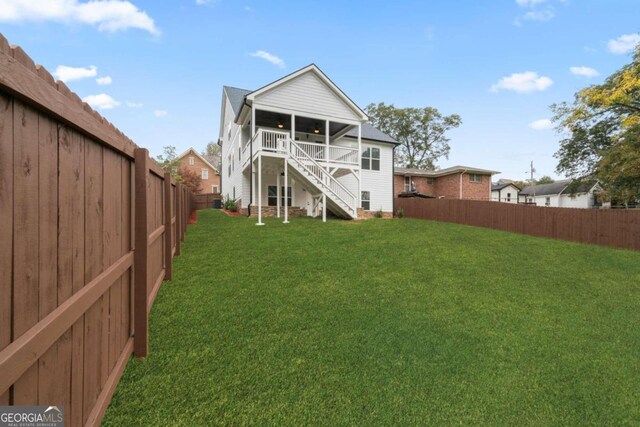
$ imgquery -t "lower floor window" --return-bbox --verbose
[268,186,292,206]
[212,185,219,193]
[361,191,370,210]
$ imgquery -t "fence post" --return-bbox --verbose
[133,148,149,358]
[175,183,182,255]
[163,172,173,281]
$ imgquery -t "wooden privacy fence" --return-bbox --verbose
[395,198,640,251]
[194,192,222,210]
[0,34,195,426]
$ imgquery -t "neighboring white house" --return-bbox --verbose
[218,64,399,224]
[491,181,520,204]
[518,179,602,208]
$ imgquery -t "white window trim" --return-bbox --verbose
[202,168,209,180]
[188,156,194,165]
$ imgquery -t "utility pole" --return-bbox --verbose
[525,160,536,202]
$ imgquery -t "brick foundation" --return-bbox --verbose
[357,208,393,219]
[241,206,308,218]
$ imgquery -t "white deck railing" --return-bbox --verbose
[294,141,359,166]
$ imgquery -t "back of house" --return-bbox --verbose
[218,64,399,221]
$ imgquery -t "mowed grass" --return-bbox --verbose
[103,210,640,426]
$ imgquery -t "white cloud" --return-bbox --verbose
[154,109,167,117]
[523,7,555,21]
[82,93,120,109]
[53,65,97,82]
[607,33,640,55]
[516,0,547,6]
[569,66,599,78]
[249,50,285,68]
[126,101,143,108]
[490,71,553,93]
[529,119,553,130]
[96,75,112,85]
[0,0,159,35]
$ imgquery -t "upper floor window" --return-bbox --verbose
[404,176,413,192]
[188,156,194,165]
[469,174,482,183]
[362,147,380,171]
[202,169,209,180]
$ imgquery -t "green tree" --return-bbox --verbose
[536,175,555,184]
[551,45,640,200]
[155,145,181,180]
[365,102,461,169]
[203,141,220,157]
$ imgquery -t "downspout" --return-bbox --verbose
[459,169,467,199]
[243,100,253,217]
[392,145,396,215]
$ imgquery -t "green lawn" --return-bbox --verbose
[103,210,640,426]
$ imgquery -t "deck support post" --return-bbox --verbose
[257,155,264,225]
[357,123,362,219]
[283,157,289,224]
[322,193,327,223]
[276,171,281,218]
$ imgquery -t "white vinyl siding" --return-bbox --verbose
[254,71,361,122]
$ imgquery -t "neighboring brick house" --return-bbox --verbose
[394,166,498,200]
[177,148,221,194]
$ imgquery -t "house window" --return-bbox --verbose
[202,169,209,180]
[545,197,551,206]
[238,146,241,161]
[188,156,194,165]
[233,187,236,199]
[361,147,380,171]
[506,192,511,202]
[426,177,435,184]
[228,155,231,177]
[469,174,482,183]
[404,176,412,192]
[361,191,370,210]
[268,186,292,206]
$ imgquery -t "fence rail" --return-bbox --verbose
[0,33,195,426]
[395,198,640,251]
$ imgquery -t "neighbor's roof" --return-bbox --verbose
[519,179,598,196]
[222,74,398,145]
[395,165,500,177]
[491,182,521,191]
[177,147,219,173]
[519,180,571,196]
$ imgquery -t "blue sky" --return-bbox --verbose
[1,0,638,181]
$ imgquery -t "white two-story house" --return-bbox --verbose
[218,64,399,224]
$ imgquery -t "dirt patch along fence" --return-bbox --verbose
[194,192,222,210]
[0,34,195,426]
[395,198,640,252]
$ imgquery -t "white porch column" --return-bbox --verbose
[325,119,330,163]
[283,157,289,224]
[322,193,327,222]
[256,155,264,225]
[291,114,296,143]
[251,107,256,209]
[276,172,281,218]
[357,123,362,217]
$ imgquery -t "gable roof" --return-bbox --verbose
[177,148,219,173]
[395,165,500,177]
[245,64,368,121]
[492,182,521,191]
[222,79,398,145]
[223,86,251,116]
